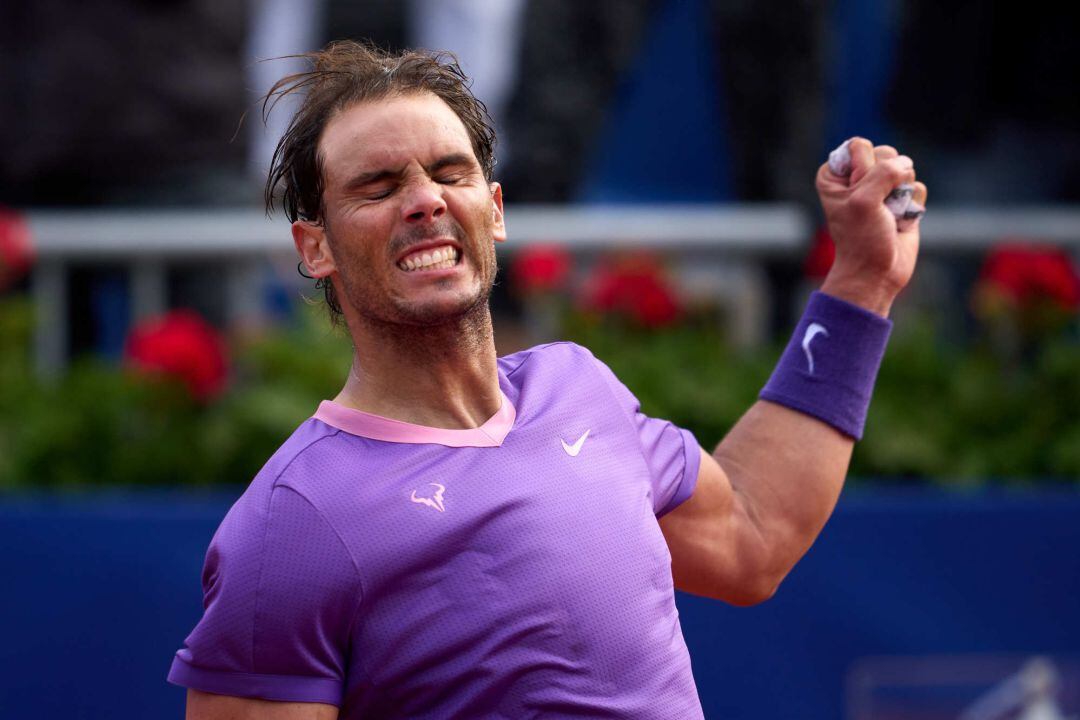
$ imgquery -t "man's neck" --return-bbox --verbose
[333,305,502,429]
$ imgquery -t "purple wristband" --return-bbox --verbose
[759,291,892,440]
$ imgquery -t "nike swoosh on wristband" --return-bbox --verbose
[802,323,829,375]
[560,429,590,457]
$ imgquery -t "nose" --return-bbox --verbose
[400,177,447,224]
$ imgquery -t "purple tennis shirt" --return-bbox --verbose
[168,342,704,718]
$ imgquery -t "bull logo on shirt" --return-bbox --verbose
[410,483,446,512]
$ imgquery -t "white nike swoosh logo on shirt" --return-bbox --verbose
[560,429,591,457]
[802,322,829,375]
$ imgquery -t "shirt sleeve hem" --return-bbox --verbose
[167,654,342,706]
[656,427,701,517]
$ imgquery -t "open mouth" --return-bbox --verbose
[397,244,461,272]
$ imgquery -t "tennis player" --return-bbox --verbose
[168,41,926,719]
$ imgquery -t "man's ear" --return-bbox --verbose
[489,182,507,243]
[292,220,336,277]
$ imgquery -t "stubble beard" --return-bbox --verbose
[332,219,499,357]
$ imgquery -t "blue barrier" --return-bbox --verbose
[2,488,1078,718]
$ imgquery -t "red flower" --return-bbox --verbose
[511,244,571,294]
[0,209,35,289]
[582,253,682,328]
[124,310,229,401]
[804,226,835,280]
[978,242,1080,311]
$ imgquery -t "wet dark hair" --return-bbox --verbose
[262,40,497,321]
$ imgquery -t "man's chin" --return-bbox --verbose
[388,291,491,327]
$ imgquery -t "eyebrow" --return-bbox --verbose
[341,153,477,191]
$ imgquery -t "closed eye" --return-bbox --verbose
[365,187,395,200]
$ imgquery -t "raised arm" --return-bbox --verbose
[659,138,927,605]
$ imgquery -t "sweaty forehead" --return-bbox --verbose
[318,92,476,182]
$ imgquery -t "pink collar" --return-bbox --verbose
[312,391,516,447]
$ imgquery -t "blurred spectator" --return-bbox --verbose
[322,0,408,50]
[500,0,655,201]
[409,0,527,158]
[500,0,827,204]
[0,1,250,206]
[888,0,1080,202]
[708,0,827,204]
[247,0,326,184]
[4,0,1075,208]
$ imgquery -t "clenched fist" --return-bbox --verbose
[815,137,928,317]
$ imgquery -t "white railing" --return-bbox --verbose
[26,205,1080,373]
[27,204,810,256]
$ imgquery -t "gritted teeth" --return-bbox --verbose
[397,245,460,271]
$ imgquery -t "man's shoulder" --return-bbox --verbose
[498,340,600,378]
[499,341,628,401]
[256,416,344,488]
[195,418,361,632]
[209,417,354,555]
[499,341,647,424]
[221,417,345,523]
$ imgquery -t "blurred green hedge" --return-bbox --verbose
[569,312,1080,486]
[0,299,351,489]
[1,298,1077,489]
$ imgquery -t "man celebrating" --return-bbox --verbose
[168,41,926,719]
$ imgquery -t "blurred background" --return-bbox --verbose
[1,0,1078,718]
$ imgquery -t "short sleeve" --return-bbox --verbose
[585,348,701,517]
[167,484,362,705]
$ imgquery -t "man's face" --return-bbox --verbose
[309,92,505,327]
